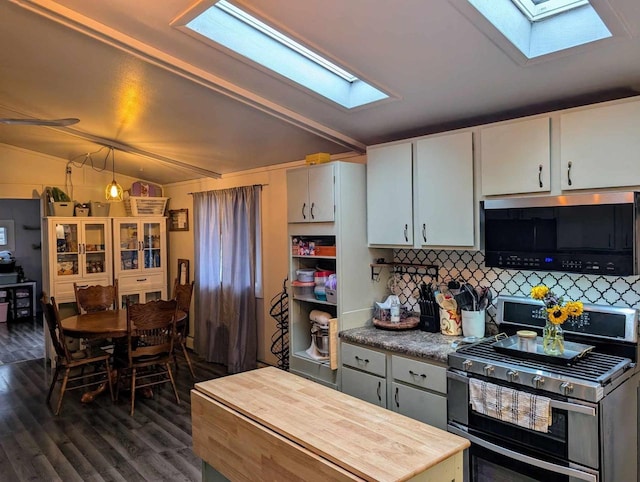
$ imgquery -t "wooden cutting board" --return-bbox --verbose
[192,367,468,481]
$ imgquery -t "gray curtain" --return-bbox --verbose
[193,185,261,373]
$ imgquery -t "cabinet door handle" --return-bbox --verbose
[136,278,147,282]
[377,381,381,401]
[567,161,573,186]
[404,224,408,242]
[422,224,427,243]
[354,355,369,364]
[538,164,543,188]
[409,370,427,379]
[395,386,399,407]
[310,202,315,220]
[302,203,307,220]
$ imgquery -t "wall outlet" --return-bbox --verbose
[66,166,72,174]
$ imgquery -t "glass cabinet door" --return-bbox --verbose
[83,222,107,275]
[142,221,162,270]
[117,222,139,272]
[55,222,79,277]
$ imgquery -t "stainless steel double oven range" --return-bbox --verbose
[448,295,640,482]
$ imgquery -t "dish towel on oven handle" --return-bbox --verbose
[469,378,552,433]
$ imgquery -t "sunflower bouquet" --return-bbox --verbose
[530,285,584,355]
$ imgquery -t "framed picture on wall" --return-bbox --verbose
[169,209,189,231]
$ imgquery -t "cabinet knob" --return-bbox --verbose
[395,386,399,407]
[310,202,315,220]
[354,355,369,364]
[422,224,427,243]
[567,161,573,186]
[403,224,408,242]
[377,381,381,401]
[302,203,307,220]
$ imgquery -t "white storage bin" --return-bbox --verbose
[49,202,74,216]
[124,197,168,216]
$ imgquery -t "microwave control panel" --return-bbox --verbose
[485,252,631,276]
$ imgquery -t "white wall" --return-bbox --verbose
[0,143,142,211]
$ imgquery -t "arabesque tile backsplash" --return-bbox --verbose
[393,249,640,334]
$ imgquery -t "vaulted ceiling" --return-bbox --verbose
[1,0,639,184]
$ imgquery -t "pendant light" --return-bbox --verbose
[105,147,124,201]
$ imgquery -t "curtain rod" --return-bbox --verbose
[187,183,268,195]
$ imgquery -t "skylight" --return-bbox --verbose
[182,1,388,109]
[513,0,589,21]
[458,0,617,62]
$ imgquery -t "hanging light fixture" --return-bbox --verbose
[105,147,124,201]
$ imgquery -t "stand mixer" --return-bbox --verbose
[306,309,332,360]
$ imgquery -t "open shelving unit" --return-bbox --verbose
[287,162,387,389]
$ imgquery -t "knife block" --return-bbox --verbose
[419,314,439,332]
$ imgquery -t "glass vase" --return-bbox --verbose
[543,319,564,356]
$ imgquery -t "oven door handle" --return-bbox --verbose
[447,370,597,417]
[448,424,598,482]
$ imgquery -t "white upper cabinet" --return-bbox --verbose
[367,132,474,248]
[366,142,414,246]
[480,117,551,196]
[287,163,335,223]
[415,131,474,247]
[560,100,640,190]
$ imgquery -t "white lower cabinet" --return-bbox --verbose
[341,367,386,408]
[390,382,447,430]
[390,355,448,430]
[340,342,447,429]
[340,343,386,408]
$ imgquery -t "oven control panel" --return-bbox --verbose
[448,358,605,402]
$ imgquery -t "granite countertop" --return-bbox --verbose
[339,326,462,364]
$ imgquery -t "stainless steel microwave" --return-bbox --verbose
[481,191,639,275]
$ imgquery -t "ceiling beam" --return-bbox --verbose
[56,125,223,179]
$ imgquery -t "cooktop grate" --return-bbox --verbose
[453,337,632,385]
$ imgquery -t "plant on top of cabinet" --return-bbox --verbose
[480,116,550,196]
[287,163,335,223]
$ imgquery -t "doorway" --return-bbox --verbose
[0,199,44,364]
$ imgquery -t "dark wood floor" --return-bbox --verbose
[0,317,44,365]
[0,326,228,482]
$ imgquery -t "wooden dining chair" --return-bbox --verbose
[74,280,119,314]
[172,279,195,379]
[41,296,114,415]
[115,299,180,416]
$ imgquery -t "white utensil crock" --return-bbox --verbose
[461,309,486,338]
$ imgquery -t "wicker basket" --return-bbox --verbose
[124,197,168,217]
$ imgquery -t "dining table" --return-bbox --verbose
[60,308,187,338]
[60,308,187,402]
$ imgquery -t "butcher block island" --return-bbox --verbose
[192,367,469,481]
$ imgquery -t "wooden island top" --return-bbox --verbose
[192,366,469,481]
